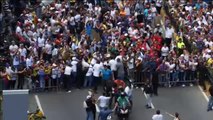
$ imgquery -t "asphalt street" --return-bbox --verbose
[29,86,213,120]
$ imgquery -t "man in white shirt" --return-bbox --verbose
[37,34,45,58]
[26,56,33,69]
[64,63,72,93]
[127,53,135,80]
[165,24,174,47]
[71,57,78,85]
[84,64,93,87]
[97,93,111,110]
[9,41,18,57]
[19,44,27,60]
[16,23,22,35]
[108,57,117,79]
[152,110,163,120]
[93,60,103,92]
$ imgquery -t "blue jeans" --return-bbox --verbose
[190,71,196,81]
[86,111,94,120]
[179,71,186,83]
[208,96,213,110]
[39,77,45,89]
[71,72,77,85]
[173,71,179,81]
[159,73,167,84]
[84,76,93,87]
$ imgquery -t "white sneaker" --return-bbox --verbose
[182,84,185,87]
[107,115,112,120]
[190,83,193,87]
[67,90,71,93]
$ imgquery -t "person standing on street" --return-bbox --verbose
[207,84,213,111]
[84,95,95,120]
[93,60,103,93]
[144,81,153,109]
[97,93,111,110]
[152,70,159,96]
[152,110,163,120]
[64,63,72,93]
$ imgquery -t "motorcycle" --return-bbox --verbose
[117,103,129,120]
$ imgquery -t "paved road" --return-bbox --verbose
[29,86,213,120]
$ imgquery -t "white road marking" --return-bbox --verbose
[141,88,155,109]
[198,86,209,102]
[35,95,44,114]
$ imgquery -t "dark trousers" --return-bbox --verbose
[93,76,101,92]
[152,83,159,95]
[113,71,117,80]
[64,75,71,91]
[199,75,207,90]
[51,78,57,87]
[77,70,86,89]
[17,77,24,89]
[8,81,15,89]
[156,6,161,14]
[164,38,172,47]
[38,47,42,59]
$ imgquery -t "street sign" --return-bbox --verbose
[2,90,29,120]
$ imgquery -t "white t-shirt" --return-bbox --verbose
[44,43,52,54]
[125,86,133,97]
[16,26,22,35]
[19,48,27,58]
[91,58,97,65]
[169,63,175,73]
[127,58,134,69]
[37,37,45,47]
[64,66,72,75]
[93,63,102,77]
[98,96,111,108]
[165,27,174,38]
[152,114,163,120]
[13,56,20,66]
[109,59,117,71]
[86,67,93,76]
[161,46,169,57]
[71,60,78,72]
[6,67,12,75]
[26,57,33,68]
[110,9,116,19]
[52,48,58,56]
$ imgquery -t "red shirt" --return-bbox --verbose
[152,35,162,44]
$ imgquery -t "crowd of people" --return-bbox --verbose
[0,0,211,93]
[168,0,213,64]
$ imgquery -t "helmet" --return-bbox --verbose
[121,92,125,97]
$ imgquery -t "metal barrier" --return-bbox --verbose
[130,69,199,87]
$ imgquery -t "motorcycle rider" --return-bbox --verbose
[115,92,131,111]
